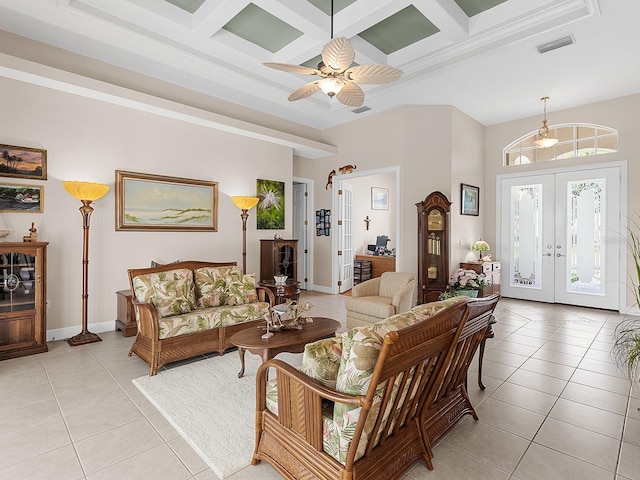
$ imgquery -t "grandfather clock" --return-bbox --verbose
[416,192,451,304]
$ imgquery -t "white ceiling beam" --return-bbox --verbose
[412,0,468,42]
[192,0,251,36]
[332,0,412,39]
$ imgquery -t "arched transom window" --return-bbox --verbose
[504,124,618,166]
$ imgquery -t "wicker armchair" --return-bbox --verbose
[252,295,500,479]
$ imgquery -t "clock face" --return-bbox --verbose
[427,209,443,230]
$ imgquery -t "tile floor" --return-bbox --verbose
[1,292,639,480]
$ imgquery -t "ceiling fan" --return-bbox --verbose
[263,1,403,107]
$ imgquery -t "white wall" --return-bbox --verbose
[0,76,293,336]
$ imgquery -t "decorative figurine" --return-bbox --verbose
[23,222,37,242]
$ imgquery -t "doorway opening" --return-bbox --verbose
[332,166,400,294]
[293,177,313,290]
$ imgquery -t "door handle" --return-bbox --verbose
[556,253,565,257]
[543,253,552,257]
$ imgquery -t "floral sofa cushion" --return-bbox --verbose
[194,265,240,308]
[411,295,467,318]
[132,268,196,318]
[225,273,259,305]
[157,301,270,339]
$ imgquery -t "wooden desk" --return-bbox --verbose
[355,254,395,278]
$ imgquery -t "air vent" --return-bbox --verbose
[351,106,371,114]
[536,35,575,54]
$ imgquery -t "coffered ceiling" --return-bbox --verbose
[0,0,638,131]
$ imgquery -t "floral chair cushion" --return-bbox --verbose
[411,295,467,318]
[132,269,196,318]
[301,337,343,389]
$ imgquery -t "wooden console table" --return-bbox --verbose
[115,289,137,337]
[354,254,395,278]
[459,261,501,297]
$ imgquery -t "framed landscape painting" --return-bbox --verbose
[115,170,218,231]
[0,183,43,213]
[256,179,284,229]
[0,144,47,180]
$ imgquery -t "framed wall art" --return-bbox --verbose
[316,209,330,236]
[0,183,43,213]
[461,183,479,216]
[115,170,218,231]
[0,144,47,180]
[371,187,389,210]
[256,179,284,229]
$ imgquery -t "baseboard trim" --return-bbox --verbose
[47,320,115,342]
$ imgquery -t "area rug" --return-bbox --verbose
[132,351,301,479]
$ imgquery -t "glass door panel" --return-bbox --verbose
[0,252,37,313]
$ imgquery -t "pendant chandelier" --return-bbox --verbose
[533,96,559,148]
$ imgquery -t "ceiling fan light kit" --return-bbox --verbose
[263,1,403,107]
[533,96,559,148]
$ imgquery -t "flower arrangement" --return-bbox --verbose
[449,268,487,291]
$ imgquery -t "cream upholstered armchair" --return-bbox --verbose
[346,271,416,328]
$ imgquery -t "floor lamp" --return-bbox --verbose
[63,181,110,346]
[231,196,259,274]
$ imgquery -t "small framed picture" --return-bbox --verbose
[371,187,389,210]
[0,144,47,180]
[461,184,479,216]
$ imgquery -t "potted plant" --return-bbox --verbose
[613,219,640,387]
[449,268,487,298]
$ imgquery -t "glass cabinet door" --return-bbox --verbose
[0,251,37,313]
[277,244,295,277]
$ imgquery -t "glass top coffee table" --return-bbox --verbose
[230,317,341,378]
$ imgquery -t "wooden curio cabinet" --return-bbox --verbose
[416,192,451,304]
[260,239,298,282]
[0,242,48,360]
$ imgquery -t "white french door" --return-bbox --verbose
[338,183,354,293]
[499,166,621,310]
[292,182,309,290]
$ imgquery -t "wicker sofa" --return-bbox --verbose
[127,261,274,376]
[253,294,500,480]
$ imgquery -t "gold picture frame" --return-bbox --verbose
[0,144,47,180]
[115,170,218,231]
[0,183,43,213]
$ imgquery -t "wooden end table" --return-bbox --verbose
[230,316,341,378]
[258,280,300,305]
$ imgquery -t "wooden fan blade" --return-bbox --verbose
[263,62,321,76]
[288,81,321,101]
[336,82,364,107]
[321,37,355,72]
[344,64,403,84]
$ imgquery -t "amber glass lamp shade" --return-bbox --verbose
[231,196,259,210]
[63,181,110,201]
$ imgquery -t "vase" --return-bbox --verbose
[455,289,478,298]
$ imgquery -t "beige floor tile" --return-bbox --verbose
[406,443,509,480]
[0,355,43,377]
[491,381,557,415]
[489,340,539,357]
[74,418,164,475]
[0,444,84,480]
[225,462,283,480]
[561,382,628,415]
[65,398,145,441]
[0,418,72,470]
[520,357,576,380]
[549,397,625,439]
[547,333,593,347]
[0,380,54,413]
[0,397,62,435]
[477,359,518,381]
[441,416,529,472]
[513,442,613,480]
[56,381,131,417]
[48,368,114,398]
[505,368,567,396]
[533,417,620,472]
[618,442,640,479]
[531,348,583,367]
[475,397,546,439]
[578,357,628,378]
[482,349,529,368]
[623,416,640,448]
[502,334,547,348]
[570,368,632,396]
[539,340,588,356]
[168,435,209,475]
[468,375,503,407]
[0,363,48,388]
[86,444,192,480]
